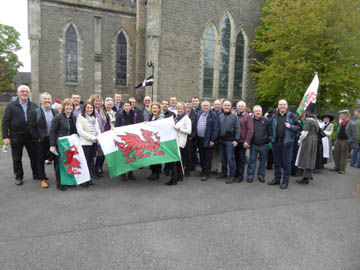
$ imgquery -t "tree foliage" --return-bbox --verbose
[0,24,23,91]
[252,0,360,111]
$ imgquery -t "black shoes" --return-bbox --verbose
[165,179,177,185]
[185,171,190,177]
[235,176,243,183]
[216,174,227,179]
[247,178,253,183]
[296,178,309,184]
[258,177,265,183]
[80,183,89,187]
[147,173,159,181]
[280,182,288,189]
[128,172,136,181]
[121,174,127,181]
[268,179,280,185]
[87,180,94,186]
[15,179,23,186]
[225,177,236,184]
[57,184,67,191]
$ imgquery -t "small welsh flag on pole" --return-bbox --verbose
[58,134,91,185]
[296,72,319,123]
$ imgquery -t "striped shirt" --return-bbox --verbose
[197,112,209,137]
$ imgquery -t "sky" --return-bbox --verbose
[1,0,30,72]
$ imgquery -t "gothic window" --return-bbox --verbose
[203,27,216,98]
[233,32,245,99]
[65,25,78,83]
[116,32,127,86]
[218,16,231,98]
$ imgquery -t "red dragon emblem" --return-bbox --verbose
[114,128,164,163]
[61,145,82,175]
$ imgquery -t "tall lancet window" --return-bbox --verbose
[203,27,216,98]
[218,16,231,98]
[116,32,127,86]
[65,25,78,83]
[233,32,245,99]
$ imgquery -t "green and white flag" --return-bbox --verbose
[58,134,90,185]
[98,117,181,178]
[296,73,319,122]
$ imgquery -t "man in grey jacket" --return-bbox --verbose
[331,110,358,174]
[217,100,241,183]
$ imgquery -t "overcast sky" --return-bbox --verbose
[1,0,30,72]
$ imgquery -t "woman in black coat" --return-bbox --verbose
[49,98,77,191]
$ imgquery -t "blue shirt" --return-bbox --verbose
[19,100,28,122]
[42,106,54,136]
[197,112,209,137]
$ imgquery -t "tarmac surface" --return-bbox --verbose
[0,151,359,270]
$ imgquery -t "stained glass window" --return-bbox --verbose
[65,25,78,83]
[116,32,127,86]
[203,27,215,98]
[233,32,245,99]
[218,16,231,98]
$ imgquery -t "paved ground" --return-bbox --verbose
[0,151,359,270]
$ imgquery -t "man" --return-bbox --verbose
[162,99,176,119]
[169,96,178,115]
[28,92,58,188]
[235,101,254,182]
[268,99,300,189]
[2,85,39,185]
[196,100,219,181]
[115,101,137,181]
[129,97,143,123]
[113,93,123,111]
[184,101,198,176]
[247,105,271,183]
[161,99,176,176]
[143,96,152,121]
[71,94,82,119]
[211,99,223,175]
[350,109,360,168]
[192,96,201,114]
[331,110,358,174]
[217,100,240,183]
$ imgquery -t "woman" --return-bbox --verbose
[166,103,192,185]
[49,98,77,191]
[104,97,116,130]
[115,101,137,181]
[296,103,319,184]
[89,95,107,177]
[76,102,101,186]
[147,103,165,181]
[320,114,334,164]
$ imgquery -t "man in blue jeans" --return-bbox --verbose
[247,105,271,183]
[268,100,301,189]
[217,100,240,184]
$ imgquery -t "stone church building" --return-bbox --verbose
[28,0,263,104]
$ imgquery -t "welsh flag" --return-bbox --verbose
[296,73,319,121]
[58,134,91,185]
[98,117,181,178]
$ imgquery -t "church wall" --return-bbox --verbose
[157,0,263,104]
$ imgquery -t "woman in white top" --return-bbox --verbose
[76,102,101,186]
[166,102,192,185]
[320,114,334,163]
[104,97,116,129]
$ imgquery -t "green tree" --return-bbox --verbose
[0,24,23,91]
[252,0,360,111]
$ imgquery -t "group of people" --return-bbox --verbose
[2,85,359,191]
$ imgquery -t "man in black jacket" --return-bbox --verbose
[247,105,271,183]
[2,85,39,185]
[28,92,57,188]
[129,97,144,123]
[184,101,198,176]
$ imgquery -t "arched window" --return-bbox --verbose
[203,27,216,97]
[218,16,231,98]
[116,32,127,86]
[233,32,245,99]
[65,25,78,83]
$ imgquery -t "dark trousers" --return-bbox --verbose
[37,136,53,180]
[150,164,162,175]
[219,141,236,177]
[247,143,269,179]
[334,139,350,171]
[267,148,273,169]
[291,140,299,175]
[234,144,247,178]
[184,139,194,174]
[82,143,97,178]
[198,138,214,177]
[10,135,38,180]
[53,152,61,186]
[94,145,105,173]
[176,147,186,178]
[272,141,293,183]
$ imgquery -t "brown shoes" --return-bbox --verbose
[201,175,209,181]
[40,180,49,188]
